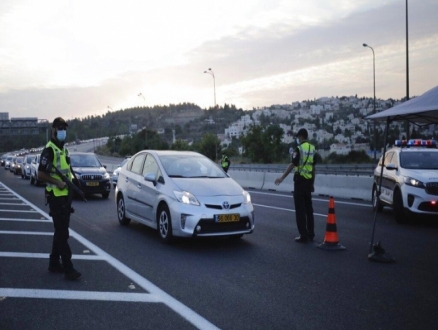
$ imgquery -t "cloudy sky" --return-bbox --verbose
[0,0,437,121]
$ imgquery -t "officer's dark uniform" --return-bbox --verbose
[291,133,316,242]
[39,117,81,280]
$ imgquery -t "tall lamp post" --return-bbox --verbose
[203,68,216,107]
[363,43,377,160]
[137,93,148,147]
[204,68,218,161]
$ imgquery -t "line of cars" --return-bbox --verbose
[1,151,111,199]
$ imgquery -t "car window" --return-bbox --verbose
[130,153,146,175]
[400,152,438,169]
[142,154,159,177]
[383,152,394,166]
[161,154,225,178]
[70,154,101,167]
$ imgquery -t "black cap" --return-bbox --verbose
[295,128,308,139]
[52,117,68,128]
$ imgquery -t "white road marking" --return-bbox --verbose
[0,182,221,330]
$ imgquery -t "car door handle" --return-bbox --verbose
[137,183,142,189]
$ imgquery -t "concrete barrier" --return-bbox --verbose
[228,170,264,189]
[262,172,293,193]
[314,175,373,201]
[229,169,373,201]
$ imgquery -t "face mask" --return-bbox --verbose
[57,130,67,141]
[296,138,300,145]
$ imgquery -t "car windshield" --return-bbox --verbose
[70,154,101,167]
[160,154,226,178]
[16,157,24,163]
[400,152,438,169]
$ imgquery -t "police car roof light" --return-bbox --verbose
[401,139,437,148]
[394,140,407,147]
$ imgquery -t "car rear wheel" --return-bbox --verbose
[372,186,383,212]
[393,189,409,224]
[157,205,173,243]
[117,195,131,226]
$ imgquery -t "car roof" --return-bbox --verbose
[137,150,203,157]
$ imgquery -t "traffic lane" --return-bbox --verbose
[250,202,438,330]
[0,182,209,330]
[66,190,438,330]
[4,171,438,330]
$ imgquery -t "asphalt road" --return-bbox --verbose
[1,161,438,330]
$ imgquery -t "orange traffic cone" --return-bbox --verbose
[317,196,346,251]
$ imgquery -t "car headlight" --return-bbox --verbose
[103,172,110,179]
[243,190,251,204]
[403,176,425,188]
[174,190,200,206]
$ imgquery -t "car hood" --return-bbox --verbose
[171,177,244,196]
[72,167,107,174]
[405,169,438,181]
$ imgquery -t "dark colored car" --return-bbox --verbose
[12,156,24,175]
[69,152,111,199]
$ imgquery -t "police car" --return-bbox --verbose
[372,139,438,223]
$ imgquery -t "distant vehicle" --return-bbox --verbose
[372,139,438,223]
[12,156,24,175]
[21,154,35,179]
[111,156,131,187]
[115,150,255,243]
[1,154,9,167]
[69,152,111,199]
[30,154,44,186]
[4,155,14,170]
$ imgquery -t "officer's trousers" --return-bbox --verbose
[48,195,73,270]
[293,177,315,239]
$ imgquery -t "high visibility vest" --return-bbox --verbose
[221,156,229,168]
[45,141,73,197]
[296,142,315,179]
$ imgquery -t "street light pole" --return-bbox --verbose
[137,93,148,147]
[363,43,377,160]
[203,68,216,107]
[204,68,218,161]
[405,0,410,139]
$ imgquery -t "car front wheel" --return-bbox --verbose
[393,189,409,224]
[372,186,383,212]
[157,205,173,243]
[117,195,131,226]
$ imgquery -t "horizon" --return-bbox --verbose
[1,0,437,122]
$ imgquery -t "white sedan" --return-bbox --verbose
[115,150,255,242]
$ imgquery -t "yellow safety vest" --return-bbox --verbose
[296,142,315,179]
[221,156,229,168]
[45,141,73,197]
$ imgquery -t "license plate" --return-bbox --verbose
[86,182,99,186]
[214,214,240,223]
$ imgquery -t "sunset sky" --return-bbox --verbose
[0,0,437,121]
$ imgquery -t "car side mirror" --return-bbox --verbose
[386,163,397,171]
[144,173,157,186]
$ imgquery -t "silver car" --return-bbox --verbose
[115,150,255,242]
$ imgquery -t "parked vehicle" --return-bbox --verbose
[372,139,438,223]
[115,150,255,243]
[69,152,111,199]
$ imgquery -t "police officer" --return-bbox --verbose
[275,128,316,243]
[221,152,230,173]
[38,117,81,280]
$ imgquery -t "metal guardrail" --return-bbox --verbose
[230,164,376,176]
